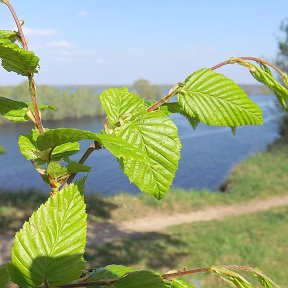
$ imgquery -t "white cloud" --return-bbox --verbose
[78,10,88,17]
[47,40,73,48]
[23,27,57,37]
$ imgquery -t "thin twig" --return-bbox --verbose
[3,0,28,49]
[65,141,102,185]
[238,56,285,76]
[210,59,232,71]
[162,265,260,280]
[162,267,209,280]
[28,75,44,134]
[3,0,45,134]
[147,84,180,112]
[211,56,286,77]
[56,280,117,288]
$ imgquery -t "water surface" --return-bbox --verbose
[0,95,281,195]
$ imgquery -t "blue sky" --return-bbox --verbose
[0,0,288,85]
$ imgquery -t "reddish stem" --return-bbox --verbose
[3,0,28,49]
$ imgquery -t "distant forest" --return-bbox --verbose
[0,80,271,123]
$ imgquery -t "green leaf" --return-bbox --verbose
[0,96,29,122]
[210,267,252,288]
[47,161,69,179]
[66,161,91,173]
[37,103,56,111]
[36,128,147,163]
[169,279,196,288]
[0,145,5,154]
[162,102,200,129]
[51,142,80,161]
[10,184,87,287]
[0,97,53,122]
[0,38,39,76]
[74,177,87,196]
[100,88,146,126]
[0,265,10,288]
[177,68,263,127]
[18,130,40,160]
[115,271,165,288]
[0,29,20,42]
[90,265,136,281]
[248,62,288,109]
[115,111,181,200]
[253,268,279,288]
[97,133,149,162]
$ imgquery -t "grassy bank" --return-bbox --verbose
[85,206,288,287]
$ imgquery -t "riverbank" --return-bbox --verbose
[1,118,288,233]
[1,119,288,286]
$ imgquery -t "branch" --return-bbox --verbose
[2,0,28,49]
[161,265,262,280]
[65,141,102,185]
[147,83,181,112]
[162,267,209,280]
[56,280,117,288]
[211,56,287,78]
[28,75,45,134]
[2,0,45,134]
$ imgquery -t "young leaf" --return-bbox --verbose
[0,145,5,154]
[248,62,288,109]
[210,267,252,288]
[115,271,165,288]
[0,38,39,76]
[47,161,69,179]
[89,265,136,281]
[0,96,29,122]
[0,97,53,122]
[18,130,40,160]
[0,265,10,288]
[36,128,147,162]
[51,141,80,161]
[177,68,263,127]
[115,111,181,200]
[253,268,279,288]
[74,176,87,196]
[162,102,200,130]
[66,161,91,173]
[0,29,20,42]
[100,88,146,126]
[10,184,87,287]
[169,278,196,288]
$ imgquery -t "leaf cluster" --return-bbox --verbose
[0,5,285,288]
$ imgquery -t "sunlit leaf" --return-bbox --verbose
[210,267,252,288]
[89,265,136,281]
[115,111,181,199]
[0,38,39,76]
[51,142,80,161]
[115,271,165,288]
[100,88,146,126]
[162,102,200,129]
[0,96,29,122]
[10,184,86,287]
[169,278,196,288]
[177,68,263,127]
[0,29,20,42]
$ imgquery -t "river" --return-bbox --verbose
[0,95,282,196]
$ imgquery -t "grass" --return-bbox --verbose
[85,206,288,287]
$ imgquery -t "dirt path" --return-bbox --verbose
[2,194,288,265]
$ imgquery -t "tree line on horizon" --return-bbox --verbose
[0,78,272,124]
